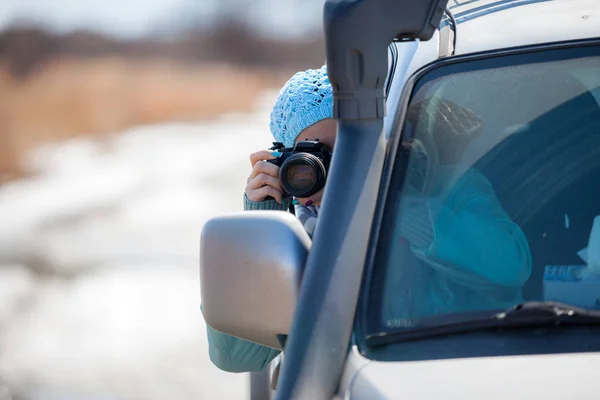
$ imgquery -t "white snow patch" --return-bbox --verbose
[0,90,279,399]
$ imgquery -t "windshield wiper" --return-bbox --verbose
[366,301,600,347]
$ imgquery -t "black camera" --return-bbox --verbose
[267,139,332,198]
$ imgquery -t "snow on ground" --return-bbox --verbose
[0,90,280,400]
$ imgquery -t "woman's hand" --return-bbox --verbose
[245,150,284,203]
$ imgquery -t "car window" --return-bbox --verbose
[368,43,600,333]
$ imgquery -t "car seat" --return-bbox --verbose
[472,72,600,300]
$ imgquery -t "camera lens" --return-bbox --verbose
[285,164,316,192]
[280,153,327,198]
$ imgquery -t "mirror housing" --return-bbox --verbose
[200,211,311,349]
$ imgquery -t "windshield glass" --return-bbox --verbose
[368,43,600,334]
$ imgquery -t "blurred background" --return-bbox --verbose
[0,1,325,399]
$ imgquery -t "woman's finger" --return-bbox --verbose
[248,160,280,182]
[247,172,283,192]
[246,185,283,204]
[250,150,277,167]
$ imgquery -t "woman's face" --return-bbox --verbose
[293,118,337,207]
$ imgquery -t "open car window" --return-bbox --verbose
[367,42,600,334]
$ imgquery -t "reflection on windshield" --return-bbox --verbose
[372,45,600,333]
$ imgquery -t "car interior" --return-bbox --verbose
[470,68,600,301]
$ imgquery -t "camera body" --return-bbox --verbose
[267,139,332,198]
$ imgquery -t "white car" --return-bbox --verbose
[201,0,600,399]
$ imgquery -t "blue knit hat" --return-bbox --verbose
[270,65,333,148]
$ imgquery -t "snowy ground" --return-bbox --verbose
[0,91,279,400]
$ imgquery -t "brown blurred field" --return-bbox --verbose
[0,23,326,182]
[0,57,295,181]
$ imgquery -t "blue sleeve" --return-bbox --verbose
[401,168,532,292]
[205,321,281,373]
[201,306,281,373]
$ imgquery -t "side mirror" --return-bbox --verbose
[200,211,311,349]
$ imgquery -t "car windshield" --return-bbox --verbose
[367,42,600,337]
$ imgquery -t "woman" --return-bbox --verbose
[202,65,532,372]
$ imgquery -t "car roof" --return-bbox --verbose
[450,0,600,55]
